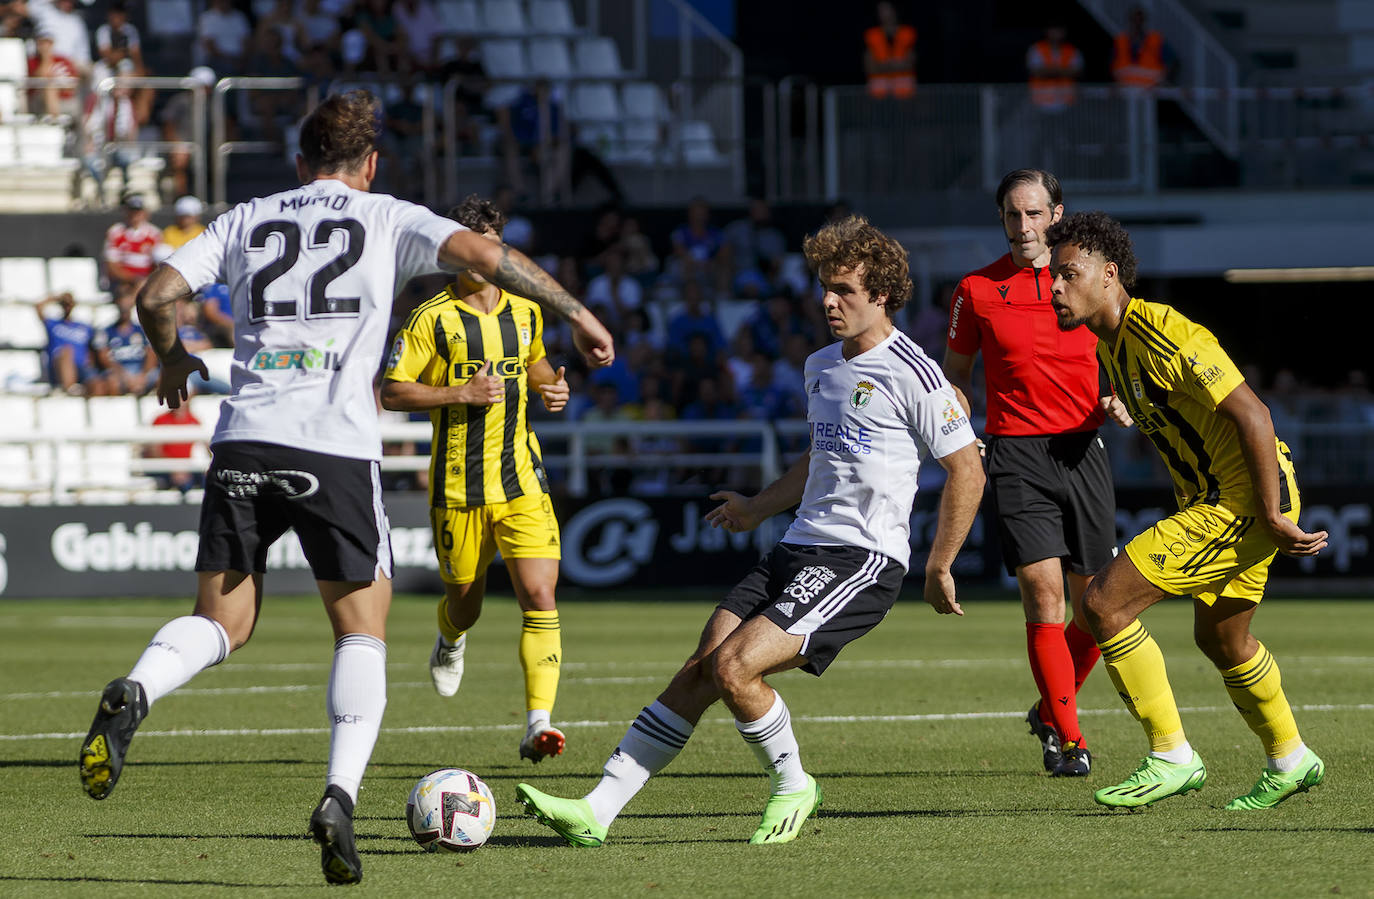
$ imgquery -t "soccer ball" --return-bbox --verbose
[406,768,496,852]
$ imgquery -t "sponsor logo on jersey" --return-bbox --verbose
[782,564,837,604]
[1130,371,1144,400]
[849,380,875,409]
[519,323,532,346]
[939,399,968,435]
[1149,552,1167,571]
[453,357,526,380]
[809,380,821,394]
[251,346,343,372]
[948,295,964,339]
[1186,352,1225,388]
[810,421,873,455]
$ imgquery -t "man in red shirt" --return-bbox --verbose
[103,192,162,291]
[943,169,1130,777]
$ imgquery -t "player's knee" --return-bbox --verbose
[1080,581,1111,637]
[708,650,751,701]
[1193,626,1247,667]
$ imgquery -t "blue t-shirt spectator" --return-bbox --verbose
[96,321,150,374]
[667,305,725,359]
[44,317,95,373]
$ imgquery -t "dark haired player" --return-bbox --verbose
[77,91,613,885]
[516,215,985,846]
[382,194,572,765]
[1045,210,1327,810]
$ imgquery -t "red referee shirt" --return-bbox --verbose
[947,253,1104,436]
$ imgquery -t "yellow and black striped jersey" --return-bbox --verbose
[1098,297,1291,516]
[384,286,549,508]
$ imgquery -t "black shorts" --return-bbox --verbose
[196,441,392,582]
[718,543,905,676]
[984,430,1116,576]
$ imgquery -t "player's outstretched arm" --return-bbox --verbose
[923,441,986,616]
[380,361,506,411]
[439,230,615,368]
[527,360,569,413]
[1217,383,1328,557]
[135,263,208,409]
[706,450,810,533]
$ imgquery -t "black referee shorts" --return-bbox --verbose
[196,440,393,582]
[984,430,1116,577]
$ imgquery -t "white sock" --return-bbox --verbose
[127,615,231,707]
[584,700,693,828]
[1150,741,1195,765]
[527,709,551,729]
[736,691,807,794]
[326,634,387,804]
[1269,742,1308,773]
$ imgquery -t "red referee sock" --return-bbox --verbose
[1026,623,1083,745]
[1065,618,1102,694]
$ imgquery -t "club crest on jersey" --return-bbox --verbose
[519,323,532,346]
[387,334,405,371]
[849,380,875,409]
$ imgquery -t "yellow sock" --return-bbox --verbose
[519,610,561,714]
[1220,643,1302,759]
[436,596,465,643]
[1098,619,1187,754]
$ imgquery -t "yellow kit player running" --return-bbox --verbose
[382,195,570,763]
[1045,211,1328,810]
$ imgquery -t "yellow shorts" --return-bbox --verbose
[431,492,561,585]
[1125,494,1300,605]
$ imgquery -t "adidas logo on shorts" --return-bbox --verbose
[1149,552,1167,571]
[775,601,796,617]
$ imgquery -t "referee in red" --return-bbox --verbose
[943,168,1131,778]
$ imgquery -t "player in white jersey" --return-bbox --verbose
[77,91,614,886]
[515,215,985,847]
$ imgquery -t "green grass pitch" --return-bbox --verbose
[2,591,1372,897]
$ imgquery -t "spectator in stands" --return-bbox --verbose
[198,0,252,75]
[620,307,661,354]
[296,0,342,57]
[585,247,643,327]
[724,197,786,299]
[672,332,728,410]
[772,331,812,399]
[627,394,681,496]
[162,196,206,250]
[395,0,443,74]
[746,292,811,360]
[669,197,729,295]
[92,283,157,396]
[159,67,216,201]
[79,60,139,203]
[244,27,300,141]
[1,2,34,41]
[37,291,98,395]
[379,71,426,201]
[94,2,143,77]
[1112,5,1176,89]
[906,287,948,356]
[619,215,659,285]
[354,0,405,74]
[254,0,304,65]
[501,80,623,206]
[579,381,629,454]
[1028,24,1082,113]
[31,0,90,77]
[146,393,202,491]
[438,37,489,155]
[175,299,230,394]
[197,282,234,347]
[580,204,623,274]
[26,30,81,121]
[864,1,916,99]
[666,279,726,362]
[680,375,739,460]
[492,184,534,253]
[104,192,161,290]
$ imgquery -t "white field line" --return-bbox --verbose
[4,703,1373,743]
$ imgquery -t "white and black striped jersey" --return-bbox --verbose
[784,329,976,570]
[167,179,463,461]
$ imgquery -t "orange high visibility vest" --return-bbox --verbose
[1028,40,1080,109]
[865,24,917,98]
[1112,30,1165,87]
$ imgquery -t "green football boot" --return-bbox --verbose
[1094,752,1207,808]
[1226,749,1324,810]
[748,774,822,844]
[515,783,607,847]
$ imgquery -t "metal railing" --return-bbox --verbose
[210,76,319,210]
[93,74,210,204]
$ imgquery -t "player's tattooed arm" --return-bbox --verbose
[135,264,194,361]
[490,245,582,320]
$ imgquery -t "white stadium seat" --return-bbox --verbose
[87,395,140,431]
[0,348,41,388]
[481,38,528,107]
[574,37,623,78]
[575,121,620,155]
[47,257,103,304]
[15,124,68,165]
[678,120,726,167]
[621,82,670,122]
[189,393,226,426]
[91,304,119,329]
[0,444,33,488]
[139,394,163,425]
[0,303,48,350]
[436,0,480,33]
[612,120,664,164]
[0,394,36,431]
[568,83,620,122]
[527,37,573,80]
[0,257,50,302]
[529,0,577,34]
[0,127,16,165]
[35,394,88,434]
[481,0,527,33]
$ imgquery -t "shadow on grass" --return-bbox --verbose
[493,769,1028,783]
[2,758,315,769]
[0,874,297,888]
[1195,825,1374,834]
